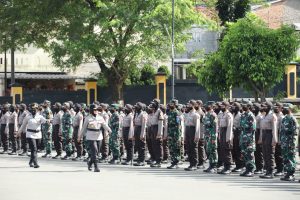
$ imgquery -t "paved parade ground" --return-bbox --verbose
[0,154,299,200]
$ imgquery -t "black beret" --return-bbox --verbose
[89,104,98,110]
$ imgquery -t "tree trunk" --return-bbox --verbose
[108,76,124,102]
[260,90,266,102]
[95,56,127,102]
[254,91,259,102]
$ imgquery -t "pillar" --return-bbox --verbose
[285,64,297,99]
[155,72,167,105]
[85,80,97,105]
[10,83,23,105]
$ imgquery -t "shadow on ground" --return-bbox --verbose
[3,155,300,195]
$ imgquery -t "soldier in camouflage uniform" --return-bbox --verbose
[108,104,121,164]
[203,104,218,173]
[280,105,299,181]
[239,103,256,177]
[61,102,74,160]
[41,100,53,158]
[166,99,182,169]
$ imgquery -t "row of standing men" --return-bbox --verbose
[0,99,299,181]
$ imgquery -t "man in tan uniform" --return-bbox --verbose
[259,102,277,179]
[184,100,201,171]
[217,102,234,175]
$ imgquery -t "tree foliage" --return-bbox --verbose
[157,65,171,77]
[197,52,231,97]
[0,0,213,101]
[195,14,300,101]
[140,65,156,86]
[216,0,250,26]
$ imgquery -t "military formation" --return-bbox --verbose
[0,99,299,181]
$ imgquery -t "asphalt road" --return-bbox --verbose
[0,154,299,200]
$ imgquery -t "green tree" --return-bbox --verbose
[140,65,155,85]
[195,14,300,101]
[186,58,204,79]
[216,0,250,26]
[197,52,230,97]
[157,65,171,77]
[0,0,213,101]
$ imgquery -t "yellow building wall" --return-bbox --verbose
[285,65,297,99]
[155,74,167,105]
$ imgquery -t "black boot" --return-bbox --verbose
[280,173,295,181]
[87,160,93,171]
[29,159,34,167]
[260,171,274,179]
[254,169,263,174]
[33,161,40,168]
[232,167,243,173]
[204,165,217,173]
[218,166,231,175]
[52,154,62,159]
[240,170,254,177]
[184,165,197,171]
[274,170,284,177]
[94,162,100,172]
[167,164,179,169]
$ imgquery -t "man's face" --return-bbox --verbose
[93,109,98,115]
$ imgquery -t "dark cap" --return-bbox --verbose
[196,100,203,105]
[125,104,133,110]
[151,98,160,105]
[30,103,39,109]
[63,102,70,109]
[222,101,230,107]
[54,102,62,108]
[135,102,143,108]
[233,102,241,108]
[265,101,273,107]
[20,103,27,109]
[188,100,197,106]
[74,103,82,110]
[89,104,98,110]
[100,103,108,109]
[253,103,261,109]
[274,102,283,108]
[43,100,51,106]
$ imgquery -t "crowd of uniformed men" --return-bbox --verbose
[0,98,299,181]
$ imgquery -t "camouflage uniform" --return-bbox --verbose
[62,111,73,157]
[41,107,53,155]
[108,111,121,160]
[167,109,182,165]
[203,110,218,168]
[240,111,256,173]
[280,114,298,177]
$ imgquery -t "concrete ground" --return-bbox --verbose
[0,154,299,200]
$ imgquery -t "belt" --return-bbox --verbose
[27,129,40,133]
[87,128,100,132]
[186,126,195,128]
[262,129,272,132]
